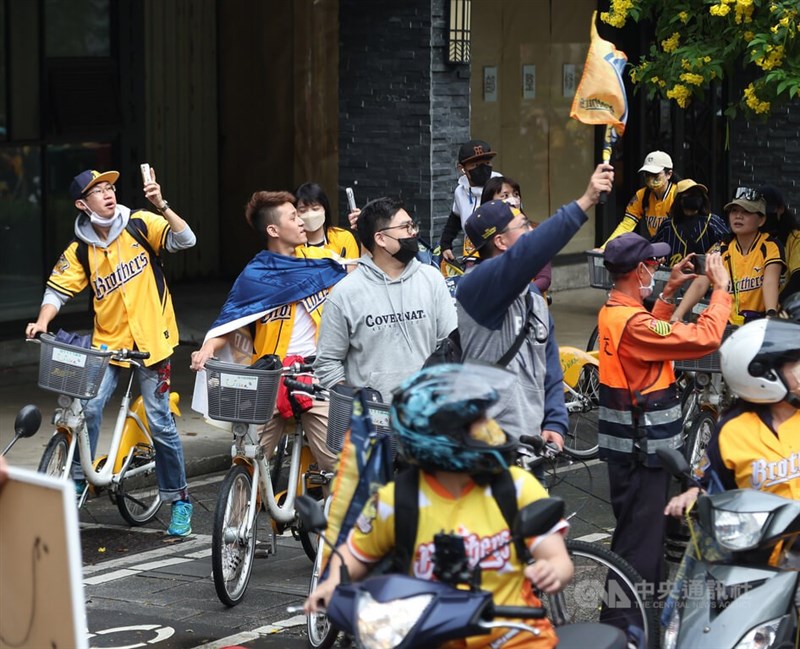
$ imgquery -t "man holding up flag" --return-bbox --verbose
[190,191,350,474]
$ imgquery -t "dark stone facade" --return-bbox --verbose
[338,0,470,245]
[730,102,800,209]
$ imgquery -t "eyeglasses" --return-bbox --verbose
[734,187,763,202]
[85,184,117,198]
[379,221,420,236]
[502,218,532,234]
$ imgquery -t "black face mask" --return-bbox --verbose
[467,164,492,187]
[681,195,704,212]
[391,236,419,265]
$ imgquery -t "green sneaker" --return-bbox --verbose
[74,479,87,499]
[167,500,193,537]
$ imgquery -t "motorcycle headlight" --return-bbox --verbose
[713,509,769,551]
[733,615,787,649]
[355,591,433,649]
[662,607,680,649]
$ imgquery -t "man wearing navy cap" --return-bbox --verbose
[438,139,503,263]
[26,167,196,537]
[455,164,613,452]
[597,232,731,618]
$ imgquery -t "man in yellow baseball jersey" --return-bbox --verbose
[26,168,196,536]
[604,150,677,245]
[191,191,348,474]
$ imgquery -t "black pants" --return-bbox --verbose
[607,460,671,587]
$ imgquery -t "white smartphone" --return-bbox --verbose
[346,187,357,212]
[140,163,153,185]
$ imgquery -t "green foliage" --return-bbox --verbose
[600,0,800,116]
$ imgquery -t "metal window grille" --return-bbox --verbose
[447,0,471,64]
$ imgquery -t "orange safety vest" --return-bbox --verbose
[597,304,683,467]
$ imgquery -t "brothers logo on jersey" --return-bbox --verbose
[93,251,150,300]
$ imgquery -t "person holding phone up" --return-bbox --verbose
[671,188,786,325]
[25,167,197,537]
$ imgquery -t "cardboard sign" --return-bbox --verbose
[0,467,87,649]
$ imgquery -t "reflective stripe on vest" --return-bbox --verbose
[597,303,682,466]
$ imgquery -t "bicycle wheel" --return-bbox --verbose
[586,324,600,352]
[116,447,162,525]
[563,365,600,459]
[547,540,659,649]
[212,463,257,606]
[684,408,716,474]
[306,497,338,649]
[38,431,70,478]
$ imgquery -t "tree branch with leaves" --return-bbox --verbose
[601,0,800,116]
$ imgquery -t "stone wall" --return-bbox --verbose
[338,0,470,241]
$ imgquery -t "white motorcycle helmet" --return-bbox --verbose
[720,318,800,408]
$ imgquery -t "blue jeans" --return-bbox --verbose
[72,358,189,503]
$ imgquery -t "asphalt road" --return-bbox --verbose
[76,456,615,649]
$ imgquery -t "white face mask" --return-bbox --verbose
[299,209,326,232]
[504,196,521,209]
[639,265,656,299]
[81,202,117,228]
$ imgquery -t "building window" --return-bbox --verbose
[447,0,471,64]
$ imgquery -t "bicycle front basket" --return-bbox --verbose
[204,360,282,424]
[37,333,112,398]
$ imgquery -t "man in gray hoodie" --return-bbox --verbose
[314,197,457,402]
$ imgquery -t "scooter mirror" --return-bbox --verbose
[514,497,565,539]
[657,448,691,478]
[14,404,41,439]
[296,494,327,534]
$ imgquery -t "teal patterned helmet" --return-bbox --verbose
[390,363,518,474]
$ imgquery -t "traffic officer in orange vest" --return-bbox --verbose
[597,233,731,603]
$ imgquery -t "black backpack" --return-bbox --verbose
[391,466,529,574]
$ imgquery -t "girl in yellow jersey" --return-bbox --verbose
[295,182,359,259]
[306,364,573,649]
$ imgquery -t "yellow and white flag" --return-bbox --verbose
[570,11,628,137]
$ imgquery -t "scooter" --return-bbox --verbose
[659,447,800,649]
[297,494,627,649]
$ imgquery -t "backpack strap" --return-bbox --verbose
[496,292,534,367]
[391,467,529,575]
[392,467,420,574]
[73,211,162,293]
[489,470,529,562]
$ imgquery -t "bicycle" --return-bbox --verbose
[518,435,659,649]
[205,359,333,607]
[560,346,600,459]
[306,385,393,649]
[33,333,179,524]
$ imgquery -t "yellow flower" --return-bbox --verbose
[770,3,778,11]
[680,72,705,86]
[682,58,692,70]
[771,24,780,32]
[779,16,790,27]
[667,84,692,108]
[743,83,770,114]
[710,3,731,17]
[704,56,712,62]
[679,11,689,23]
[755,44,785,70]
[744,30,755,41]
[662,32,681,53]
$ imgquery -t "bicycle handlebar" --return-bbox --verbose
[27,333,151,361]
[519,435,560,460]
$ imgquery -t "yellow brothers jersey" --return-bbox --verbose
[46,212,177,366]
[713,232,785,323]
[708,409,800,501]
[604,182,678,244]
[347,466,565,649]
[252,246,339,361]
